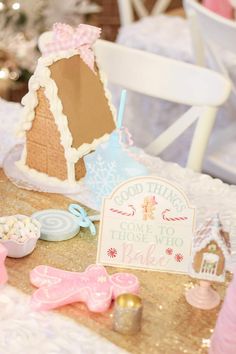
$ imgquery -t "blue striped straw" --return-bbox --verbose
[117,89,127,129]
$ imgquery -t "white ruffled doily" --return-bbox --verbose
[1,133,236,270]
[3,145,84,194]
[0,284,127,354]
[66,150,236,272]
[0,98,24,166]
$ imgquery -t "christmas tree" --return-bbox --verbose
[0,0,101,83]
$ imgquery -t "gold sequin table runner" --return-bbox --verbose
[0,170,229,354]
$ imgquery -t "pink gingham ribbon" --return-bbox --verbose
[44,23,101,72]
[118,127,134,148]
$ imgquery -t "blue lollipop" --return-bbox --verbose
[84,89,148,208]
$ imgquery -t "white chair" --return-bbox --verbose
[116,1,194,171]
[117,0,172,26]
[94,39,231,172]
[183,0,236,182]
[38,33,231,173]
[183,0,236,78]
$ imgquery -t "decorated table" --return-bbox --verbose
[1,148,236,353]
[1,27,236,354]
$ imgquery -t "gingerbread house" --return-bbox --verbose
[16,24,116,184]
[190,215,231,282]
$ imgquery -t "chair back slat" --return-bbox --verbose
[145,106,203,155]
[117,0,172,26]
[95,40,230,107]
[95,40,231,172]
[151,0,172,16]
[132,0,148,18]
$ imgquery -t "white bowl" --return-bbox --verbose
[0,215,41,258]
[1,237,40,258]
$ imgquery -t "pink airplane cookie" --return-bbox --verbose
[30,264,139,312]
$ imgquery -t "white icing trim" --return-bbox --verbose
[20,145,27,164]
[15,159,82,187]
[98,69,117,122]
[193,235,230,259]
[190,268,225,283]
[190,216,230,280]
[192,217,230,260]
[17,50,116,183]
[67,161,75,184]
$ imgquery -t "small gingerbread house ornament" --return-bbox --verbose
[190,215,230,282]
[16,23,116,184]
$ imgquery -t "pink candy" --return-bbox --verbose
[203,0,234,19]
[30,264,139,312]
[0,244,8,285]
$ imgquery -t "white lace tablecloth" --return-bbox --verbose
[116,15,236,183]
[69,150,236,271]
[0,284,127,354]
[0,98,23,166]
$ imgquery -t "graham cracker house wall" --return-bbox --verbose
[26,88,69,180]
[19,52,116,183]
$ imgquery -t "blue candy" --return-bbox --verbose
[32,209,80,241]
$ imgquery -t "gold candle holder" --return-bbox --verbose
[113,293,142,335]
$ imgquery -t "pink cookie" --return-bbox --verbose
[30,264,139,312]
[0,244,8,285]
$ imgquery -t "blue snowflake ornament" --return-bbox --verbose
[84,131,148,208]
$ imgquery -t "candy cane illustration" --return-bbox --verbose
[162,209,188,221]
[110,205,136,216]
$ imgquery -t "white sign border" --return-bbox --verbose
[96,176,196,274]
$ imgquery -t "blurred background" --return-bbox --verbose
[0,0,181,102]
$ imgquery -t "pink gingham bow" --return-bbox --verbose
[45,23,101,72]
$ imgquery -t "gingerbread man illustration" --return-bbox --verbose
[142,196,157,221]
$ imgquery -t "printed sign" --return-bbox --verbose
[97,176,195,274]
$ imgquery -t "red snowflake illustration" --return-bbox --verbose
[107,248,117,258]
[175,253,184,262]
[165,248,173,256]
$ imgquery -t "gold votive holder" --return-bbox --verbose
[113,293,142,335]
